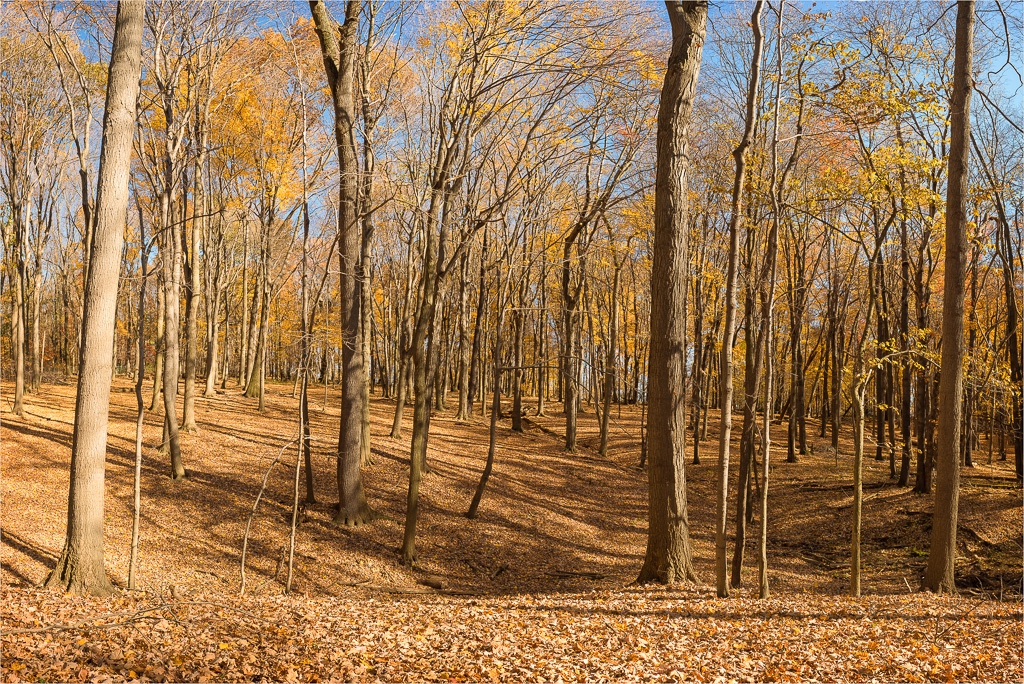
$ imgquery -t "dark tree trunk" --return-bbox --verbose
[923,0,973,594]
[715,0,764,598]
[310,0,373,527]
[636,0,706,586]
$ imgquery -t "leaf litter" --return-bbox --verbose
[1,380,1021,682]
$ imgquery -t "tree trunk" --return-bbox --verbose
[715,0,764,598]
[599,259,622,458]
[160,186,184,480]
[129,191,149,591]
[732,288,761,588]
[310,0,372,527]
[149,274,164,411]
[511,286,525,433]
[467,264,504,519]
[180,188,201,432]
[12,234,26,415]
[851,368,866,597]
[45,0,143,595]
[537,256,548,417]
[456,249,472,420]
[923,0,973,594]
[561,253,579,453]
[467,232,488,415]
[636,0,706,586]
[898,209,913,485]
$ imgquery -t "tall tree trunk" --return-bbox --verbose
[160,184,184,479]
[511,284,525,433]
[12,231,26,415]
[467,264,504,519]
[715,0,764,598]
[456,249,472,420]
[149,273,164,411]
[963,238,979,468]
[245,257,268,401]
[311,0,372,527]
[239,223,249,385]
[599,258,623,458]
[732,285,762,587]
[897,209,912,485]
[636,0,706,586]
[45,0,144,595]
[923,0,973,594]
[244,262,262,389]
[180,173,201,432]
[467,232,488,415]
[31,236,43,391]
[203,232,223,398]
[561,247,579,452]
[537,256,548,417]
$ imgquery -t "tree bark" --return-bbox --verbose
[149,273,164,411]
[715,0,764,598]
[45,0,144,596]
[923,0,973,594]
[310,0,372,527]
[636,0,706,586]
[599,257,622,458]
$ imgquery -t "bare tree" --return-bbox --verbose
[45,0,145,596]
[715,0,764,599]
[310,0,375,527]
[636,0,707,585]
[923,0,974,595]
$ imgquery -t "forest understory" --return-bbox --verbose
[1,379,1021,683]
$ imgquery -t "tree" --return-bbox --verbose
[714,0,764,599]
[923,0,974,595]
[310,0,375,527]
[636,0,707,586]
[44,0,145,596]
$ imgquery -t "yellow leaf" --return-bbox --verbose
[219,642,231,649]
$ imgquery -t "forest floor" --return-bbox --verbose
[1,378,1021,682]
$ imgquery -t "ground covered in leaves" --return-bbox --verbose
[2,378,1022,682]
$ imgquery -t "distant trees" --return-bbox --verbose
[2,0,1019,598]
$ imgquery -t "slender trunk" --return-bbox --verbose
[467,266,504,519]
[467,232,488,414]
[456,249,471,420]
[511,291,525,432]
[732,288,762,588]
[923,0,973,594]
[599,260,621,457]
[150,274,164,411]
[129,209,148,591]
[12,236,25,415]
[537,256,548,416]
[716,0,764,598]
[161,190,184,479]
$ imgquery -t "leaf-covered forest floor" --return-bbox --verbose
[1,378,1021,682]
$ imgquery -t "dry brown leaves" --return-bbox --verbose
[2,585,1021,682]
[1,379,1022,682]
